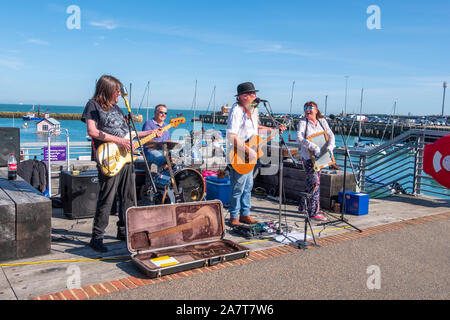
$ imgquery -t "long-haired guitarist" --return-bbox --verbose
[226,82,285,227]
[81,75,162,252]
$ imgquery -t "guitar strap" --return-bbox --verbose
[304,118,326,139]
[239,105,258,137]
[91,139,97,162]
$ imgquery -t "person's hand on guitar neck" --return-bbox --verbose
[277,124,287,133]
[153,128,164,138]
[117,129,163,152]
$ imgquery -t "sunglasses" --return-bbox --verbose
[159,111,167,115]
[304,105,315,111]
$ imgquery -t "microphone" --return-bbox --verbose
[251,97,268,107]
[120,85,128,97]
[253,97,267,104]
[120,85,131,112]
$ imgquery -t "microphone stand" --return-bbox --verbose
[319,117,361,232]
[121,94,158,207]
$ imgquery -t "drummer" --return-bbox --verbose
[142,104,170,168]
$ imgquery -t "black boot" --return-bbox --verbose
[117,227,126,241]
[89,238,108,253]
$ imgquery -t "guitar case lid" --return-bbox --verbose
[126,200,225,254]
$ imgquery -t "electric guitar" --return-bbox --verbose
[229,130,280,175]
[96,117,185,177]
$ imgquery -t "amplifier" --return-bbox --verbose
[61,170,99,219]
[0,127,20,167]
[61,169,147,219]
[135,169,146,200]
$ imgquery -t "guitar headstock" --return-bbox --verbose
[170,117,186,128]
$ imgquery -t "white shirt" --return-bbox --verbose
[296,117,336,160]
[226,104,259,142]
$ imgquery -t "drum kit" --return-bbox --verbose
[142,141,206,205]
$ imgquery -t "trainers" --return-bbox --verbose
[310,214,327,221]
[89,238,108,253]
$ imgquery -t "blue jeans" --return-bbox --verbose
[144,149,166,167]
[229,168,253,219]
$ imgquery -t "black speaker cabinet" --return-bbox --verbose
[135,169,146,200]
[61,170,99,219]
[0,127,20,167]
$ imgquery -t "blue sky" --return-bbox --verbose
[0,0,448,115]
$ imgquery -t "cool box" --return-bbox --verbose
[338,191,369,216]
[205,176,231,206]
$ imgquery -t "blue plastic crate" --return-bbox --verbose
[206,176,231,206]
[338,191,369,216]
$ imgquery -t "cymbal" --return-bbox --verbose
[145,141,181,150]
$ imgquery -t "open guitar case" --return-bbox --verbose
[126,200,250,278]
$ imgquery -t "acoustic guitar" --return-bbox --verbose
[229,130,279,175]
[96,117,185,177]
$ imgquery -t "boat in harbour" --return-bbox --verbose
[23,112,44,121]
[22,105,50,121]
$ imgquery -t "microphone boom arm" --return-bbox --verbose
[259,100,297,165]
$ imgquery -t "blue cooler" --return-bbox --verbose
[338,191,369,216]
[206,176,231,206]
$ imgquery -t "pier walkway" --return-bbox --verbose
[0,192,448,300]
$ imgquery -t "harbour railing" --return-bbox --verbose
[329,129,449,199]
[21,141,92,161]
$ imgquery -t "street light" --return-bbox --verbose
[442,81,447,117]
[344,76,349,116]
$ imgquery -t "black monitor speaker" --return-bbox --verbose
[61,170,99,219]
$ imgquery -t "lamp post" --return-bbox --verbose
[344,76,349,116]
[442,81,447,117]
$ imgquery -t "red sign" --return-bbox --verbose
[423,135,450,189]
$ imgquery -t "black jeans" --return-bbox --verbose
[92,163,135,240]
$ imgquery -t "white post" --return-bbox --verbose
[47,129,52,197]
